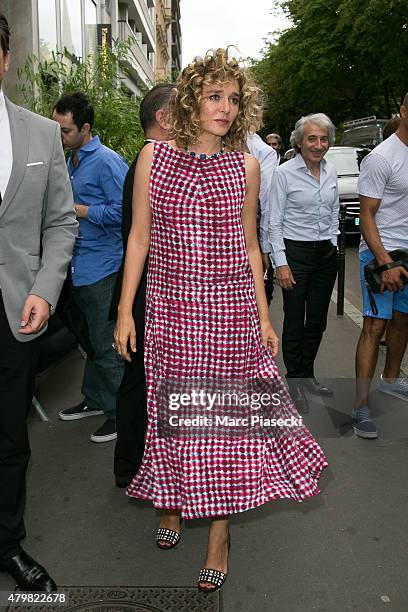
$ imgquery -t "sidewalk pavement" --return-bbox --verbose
[1,290,407,611]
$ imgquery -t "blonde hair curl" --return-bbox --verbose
[169,47,263,150]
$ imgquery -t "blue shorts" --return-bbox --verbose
[360,249,408,319]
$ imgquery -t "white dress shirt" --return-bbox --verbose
[246,132,278,253]
[0,89,13,200]
[269,153,339,267]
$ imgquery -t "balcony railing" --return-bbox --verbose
[126,0,155,47]
[138,0,155,42]
[118,21,154,86]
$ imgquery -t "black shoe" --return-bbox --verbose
[304,377,333,397]
[59,400,104,421]
[0,549,57,592]
[288,383,309,414]
[115,461,141,487]
[115,476,133,488]
[90,418,117,443]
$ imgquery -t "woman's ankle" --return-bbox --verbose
[209,518,229,537]
[159,510,181,525]
[163,509,180,518]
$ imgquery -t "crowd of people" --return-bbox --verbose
[1,10,408,596]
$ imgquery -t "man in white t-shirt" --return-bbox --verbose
[353,92,408,439]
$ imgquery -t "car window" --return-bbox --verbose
[342,126,379,146]
[325,149,360,175]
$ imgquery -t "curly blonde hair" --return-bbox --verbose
[169,47,263,150]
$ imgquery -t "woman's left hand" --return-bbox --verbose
[260,319,279,357]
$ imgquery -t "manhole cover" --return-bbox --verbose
[5,586,220,612]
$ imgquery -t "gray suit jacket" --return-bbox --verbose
[0,97,78,342]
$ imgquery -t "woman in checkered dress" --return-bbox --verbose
[115,49,328,591]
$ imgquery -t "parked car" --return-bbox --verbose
[283,148,296,161]
[325,145,370,234]
[341,116,388,148]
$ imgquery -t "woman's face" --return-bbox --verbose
[199,80,240,138]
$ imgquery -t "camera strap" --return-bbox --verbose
[366,283,379,316]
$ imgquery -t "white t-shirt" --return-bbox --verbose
[358,133,408,252]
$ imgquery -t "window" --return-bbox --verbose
[325,148,361,176]
[38,0,57,62]
[84,0,97,58]
[60,0,83,60]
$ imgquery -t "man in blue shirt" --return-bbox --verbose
[53,92,128,443]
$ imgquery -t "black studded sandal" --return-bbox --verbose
[198,567,227,592]
[198,533,230,592]
[156,521,182,550]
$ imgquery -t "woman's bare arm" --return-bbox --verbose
[241,153,279,356]
[114,143,153,361]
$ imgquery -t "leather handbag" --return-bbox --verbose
[364,249,408,315]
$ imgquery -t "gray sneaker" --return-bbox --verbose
[352,406,378,439]
[59,401,104,421]
[378,374,408,402]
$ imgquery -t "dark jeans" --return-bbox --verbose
[72,273,123,419]
[0,293,40,559]
[282,239,338,379]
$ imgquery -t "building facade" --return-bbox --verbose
[171,0,181,75]
[155,0,172,81]
[1,0,182,99]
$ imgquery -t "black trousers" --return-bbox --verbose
[264,267,274,305]
[282,239,338,379]
[114,353,147,482]
[113,269,148,483]
[0,293,40,560]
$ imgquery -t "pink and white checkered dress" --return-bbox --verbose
[127,142,328,519]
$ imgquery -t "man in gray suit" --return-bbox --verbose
[0,13,77,591]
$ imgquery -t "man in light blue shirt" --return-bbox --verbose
[52,92,128,443]
[269,113,339,411]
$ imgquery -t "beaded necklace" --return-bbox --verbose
[186,141,226,160]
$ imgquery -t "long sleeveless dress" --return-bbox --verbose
[127,142,328,519]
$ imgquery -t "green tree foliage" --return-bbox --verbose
[17,41,145,162]
[252,0,408,144]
